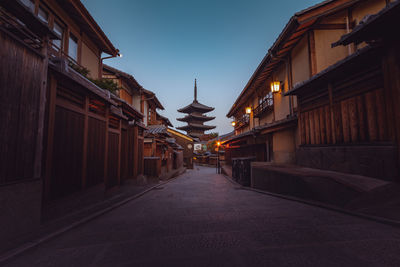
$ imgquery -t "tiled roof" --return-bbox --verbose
[145,125,169,136]
[177,101,214,113]
[332,0,400,47]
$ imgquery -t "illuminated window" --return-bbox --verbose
[38,6,48,24]
[52,21,64,51]
[68,33,78,61]
[20,0,35,12]
[148,107,152,121]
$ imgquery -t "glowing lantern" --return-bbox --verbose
[245,107,252,114]
[271,81,280,93]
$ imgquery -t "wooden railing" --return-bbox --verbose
[0,7,43,51]
[235,114,249,129]
[254,96,273,118]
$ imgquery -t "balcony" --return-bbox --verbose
[0,7,44,51]
[253,96,273,118]
[235,114,249,129]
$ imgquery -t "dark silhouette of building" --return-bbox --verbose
[177,79,215,138]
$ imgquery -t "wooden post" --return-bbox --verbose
[81,96,89,189]
[328,83,336,144]
[117,118,122,185]
[104,107,109,187]
[341,99,350,143]
[382,43,400,180]
[348,97,359,142]
[325,105,331,143]
[44,75,57,200]
[308,30,317,76]
[133,125,139,178]
[319,106,326,144]
[34,36,49,179]
[305,111,311,144]
[365,91,378,141]
[314,109,321,144]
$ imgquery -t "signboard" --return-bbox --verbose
[194,144,202,151]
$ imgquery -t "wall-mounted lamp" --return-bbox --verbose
[217,141,221,147]
[245,107,252,114]
[231,121,236,127]
[271,81,281,93]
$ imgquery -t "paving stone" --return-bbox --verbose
[4,166,400,267]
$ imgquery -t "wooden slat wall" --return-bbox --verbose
[138,138,144,175]
[86,117,106,187]
[51,106,84,199]
[120,128,128,181]
[0,31,44,184]
[300,67,388,145]
[107,132,119,189]
[127,127,135,178]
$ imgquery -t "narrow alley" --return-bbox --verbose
[5,166,400,267]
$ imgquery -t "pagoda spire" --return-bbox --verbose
[194,79,197,102]
[177,79,215,138]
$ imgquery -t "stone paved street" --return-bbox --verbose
[5,166,400,267]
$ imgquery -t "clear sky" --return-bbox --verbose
[82,0,321,135]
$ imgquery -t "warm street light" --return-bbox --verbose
[245,107,252,114]
[217,141,221,146]
[271,81,280,93]
[231,121,236,127]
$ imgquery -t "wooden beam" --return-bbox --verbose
[44,75,57,200]
[328,83,336,144]
[117,117,122,186]
[104,107,109,187]
[308,30,317,76]
[34,36,49,179]
[81,96,89,189]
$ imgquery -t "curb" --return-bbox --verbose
[221,174,400,229]
[0,173,185,265]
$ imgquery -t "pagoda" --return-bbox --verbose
[177,79,215,138]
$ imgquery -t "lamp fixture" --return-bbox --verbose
[245,107,252,114]
[231,121,236,127]
[271,81,280,93]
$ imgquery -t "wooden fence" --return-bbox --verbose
[298,66,389,145]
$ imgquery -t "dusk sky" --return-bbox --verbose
[82,0,321,135]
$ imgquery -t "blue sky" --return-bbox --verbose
[82,0,321,135]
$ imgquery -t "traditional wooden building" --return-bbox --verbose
[286,0,400,181]
[102,64,143,110]
[0,0,143,249]
[144,124,182,178]
[167,128,195,169]
[177,79,215,138]
[224,0,394,168]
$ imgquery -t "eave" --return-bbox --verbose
[226,0,365,118]
[332,0,400,47]
[177,114,215,122]
[177,101,214,114]
[55,0,118,55]
[285,45,379,97]
[177,123,216,131]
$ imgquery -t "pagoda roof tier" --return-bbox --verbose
[177,123,216,131]
[188,132,208,138]
[177,101,214,114]
[177,113,215,122]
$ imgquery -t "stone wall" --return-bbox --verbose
[296,145,399,181]
[0,179,42,252]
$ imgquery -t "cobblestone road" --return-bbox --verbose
[5,166,400,266]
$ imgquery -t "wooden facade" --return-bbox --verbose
[0,0,145,247]
[225,0,394,168]
[288,1,400,181]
